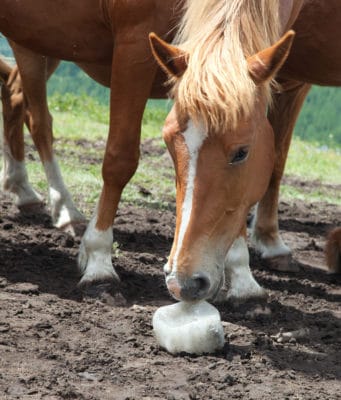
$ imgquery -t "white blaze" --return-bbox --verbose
[170,120,206,274]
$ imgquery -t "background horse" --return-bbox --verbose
[0,56,87,234]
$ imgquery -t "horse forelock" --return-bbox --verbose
[172,0,281,133]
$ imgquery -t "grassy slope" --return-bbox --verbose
[2,95,340,217]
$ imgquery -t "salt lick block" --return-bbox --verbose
[152,301,225,355]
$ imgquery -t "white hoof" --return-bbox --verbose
[78,244,120,286]
[78,216,120,286]
[223,237,267,302]
[49,187,86,230]
[226,271,267,301]
[252,232,291,259]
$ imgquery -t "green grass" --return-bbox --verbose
[3,93,340,215]
[282,138,340,204]
[285,138,340,184]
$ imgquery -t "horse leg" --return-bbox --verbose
[11,44,86,234]
[216,224,267,303]
[78,41,157,293]
[1,64,44,209]
[326,228,341,273]
[252,82,311,271]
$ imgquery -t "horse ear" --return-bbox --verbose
[247,30,295,84]
[149,32,188,78]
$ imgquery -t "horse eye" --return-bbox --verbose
[229,147,249,165]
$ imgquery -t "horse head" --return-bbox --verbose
[149,31,294,302]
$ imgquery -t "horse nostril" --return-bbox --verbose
[181,273,211,301]
[195,274,210,292]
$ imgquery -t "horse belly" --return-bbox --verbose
[280,0,341,86]
[0,0,113,63]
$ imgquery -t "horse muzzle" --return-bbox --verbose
[166,272,211,302]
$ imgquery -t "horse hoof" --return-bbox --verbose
[79,280,127,306]
[61,221,87,237]
[263,254,299,272]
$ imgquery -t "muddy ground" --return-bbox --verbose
[0,171,340,399]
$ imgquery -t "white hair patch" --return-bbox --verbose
[171,120,206,274]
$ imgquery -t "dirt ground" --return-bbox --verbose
[0,176,340,399]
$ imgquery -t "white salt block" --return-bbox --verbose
[152,301,225,355]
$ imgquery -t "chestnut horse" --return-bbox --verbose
[149,0,341,301]
[0,1,339,301]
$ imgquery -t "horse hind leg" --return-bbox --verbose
[326,228,341,273]
[11,44,86,235]
[1,64,44,209]
[251,81,311,271]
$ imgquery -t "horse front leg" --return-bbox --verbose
[12,44,86,234]
[216,224,267,304]
[78,40,157,296]
[251,81,311,271]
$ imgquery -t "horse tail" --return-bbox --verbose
[0,57,12,83]
[326,227,341,273]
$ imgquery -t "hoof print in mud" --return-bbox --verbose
[80,280,127,306]
[225,296,271,318]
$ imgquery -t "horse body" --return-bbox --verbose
[1,0,113,63]
[281,0,341,85]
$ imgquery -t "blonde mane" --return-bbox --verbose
[173,0,281,131]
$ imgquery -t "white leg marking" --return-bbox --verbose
[43,157,85,227]
[78,211,119,284]
[224,237,266,300]
[251,206,291,258]
[169,120,206,276]
[1,144,43,206]
[252,233,291,258]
